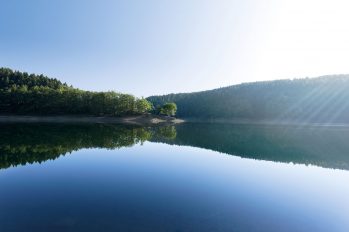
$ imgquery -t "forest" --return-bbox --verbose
[0,123,177,170]
[148,75,349,123]
[0,68,152,116]
[1,122,349,170]
[152,123,349,170]
[3,67,349,123]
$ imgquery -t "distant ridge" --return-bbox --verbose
[147,75,349,123]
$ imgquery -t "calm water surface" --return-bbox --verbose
[0,123,349,232]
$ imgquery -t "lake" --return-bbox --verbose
[0,123,349,232]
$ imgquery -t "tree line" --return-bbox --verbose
[1,122,348,171]
[0,123,177,170]
[147,75,349,123]
[0,68,152,116]
[151,123,349,170]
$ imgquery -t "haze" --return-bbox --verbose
[1,0,348,96]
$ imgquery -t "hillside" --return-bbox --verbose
[0,123,176,170]
[147,75,349,123]
[151,123,349,170]
[0,68,151,116]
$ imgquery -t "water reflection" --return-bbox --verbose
[1,123,349,231]
[154,123,349,170]
[0,124,175,170]
[1,122,349,170]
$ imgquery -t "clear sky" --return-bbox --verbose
[1,0,349,96]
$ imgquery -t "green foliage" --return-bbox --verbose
[160,102,177,116]
[156,126,177,139]
[2,122,348,171]
[0,124,177,170]
[0,68,152,116]
[148,75,349,123]
[151,123,349,170]
[135,98,152,113]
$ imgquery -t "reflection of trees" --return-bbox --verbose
[152,126,177,140]
[0,124,176,170]
[151,123,349,170]
[3,122,349,171]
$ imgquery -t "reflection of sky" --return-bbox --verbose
[0,142,348,231]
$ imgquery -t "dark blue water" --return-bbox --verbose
[0,123,349,231]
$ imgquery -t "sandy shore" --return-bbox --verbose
[0,115,185,125]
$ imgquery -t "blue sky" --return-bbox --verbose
[1,0,349,96]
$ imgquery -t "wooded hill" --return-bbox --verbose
[147,75,349,123]
[0,68,151,116]
[0,124,176,170]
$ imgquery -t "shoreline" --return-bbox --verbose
[1,115,348,127]
[0,115,185,125]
